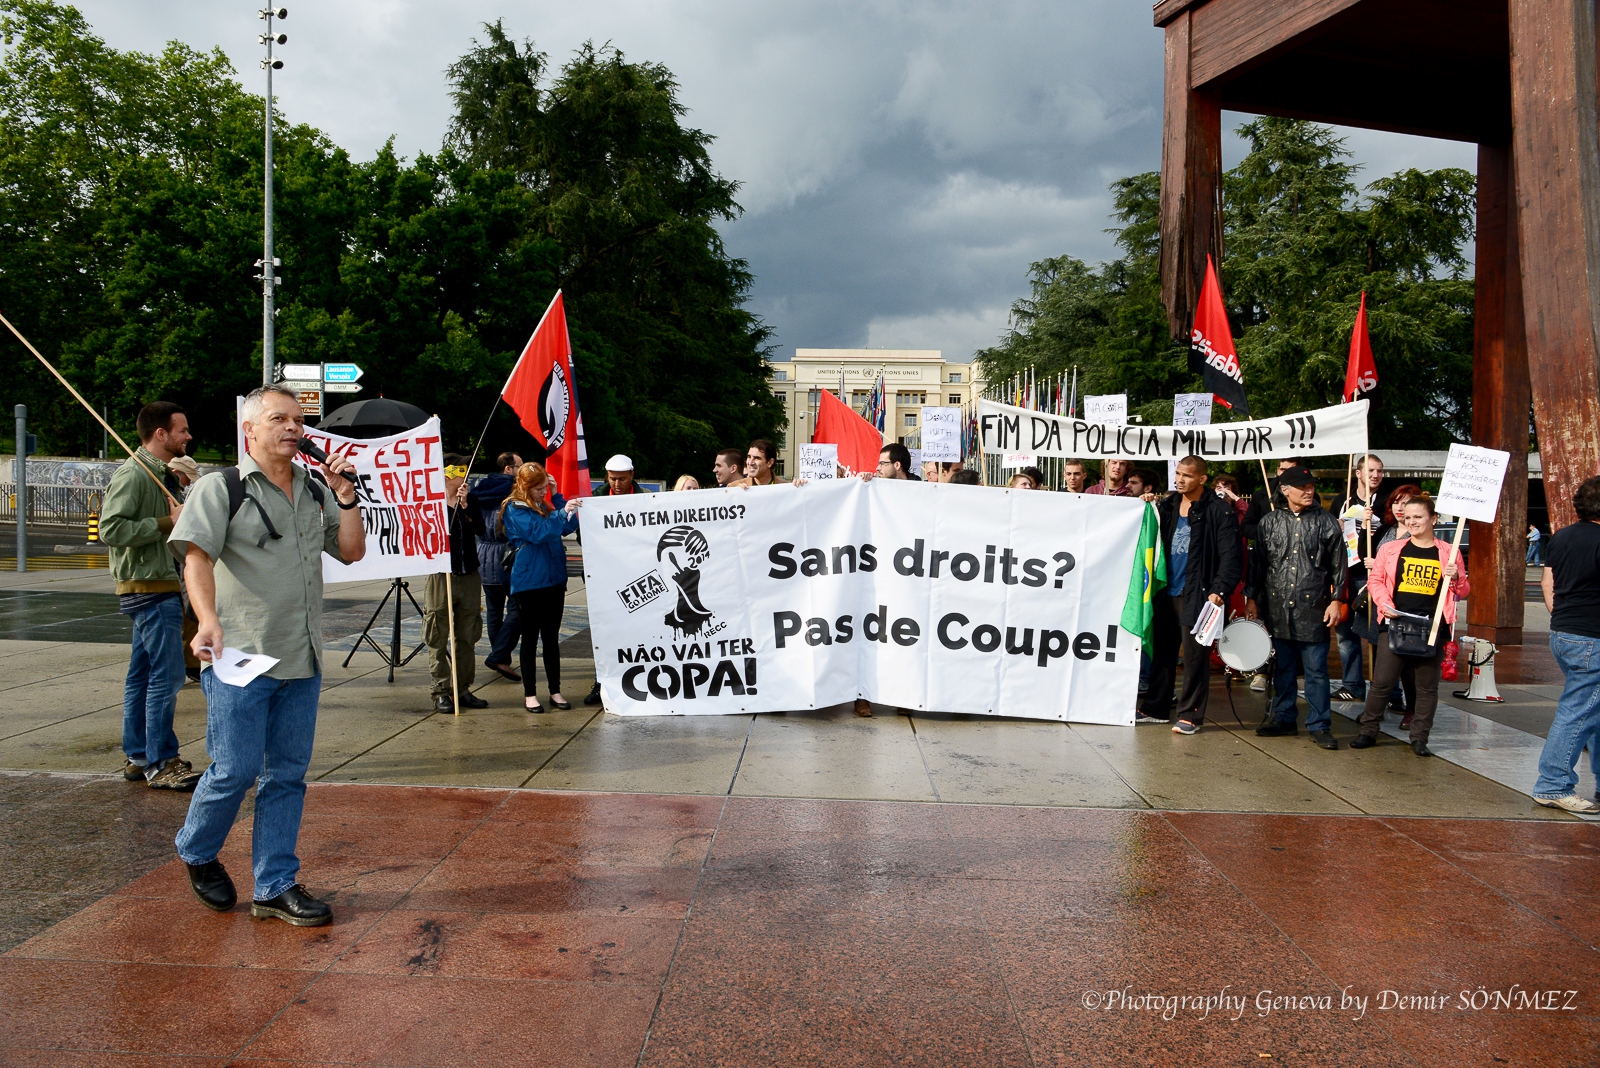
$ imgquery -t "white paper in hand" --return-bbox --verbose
[1190,600,1225,646]
[203,648,280,687]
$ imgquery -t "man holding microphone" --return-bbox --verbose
[168,384,366,926]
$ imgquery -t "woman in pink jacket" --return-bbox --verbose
[1351,494,1470,756]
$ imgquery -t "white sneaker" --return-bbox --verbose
[1249,673,1268,693]
[1535,794,1600,814]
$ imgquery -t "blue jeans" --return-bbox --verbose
[175,672,321,899]
[1272,637,1332,733]
[1334,616,1366,697]
[486,583,521,666]
[122,596,184,770]
[1534,632,1600,799]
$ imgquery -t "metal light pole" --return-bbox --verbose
[14,405,26,573]
[257,8,287,385]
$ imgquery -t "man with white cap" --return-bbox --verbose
[583,454,638,705]
[594,454,637,498]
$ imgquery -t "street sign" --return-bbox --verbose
[296,390,323,417]
[323,363,363,383]
[281,379,321,392]
[324,382,362,393]
[281,363,321,381]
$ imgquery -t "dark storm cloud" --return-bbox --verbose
[67,1,1476,362]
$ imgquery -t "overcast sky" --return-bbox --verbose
[72,0,1476,362]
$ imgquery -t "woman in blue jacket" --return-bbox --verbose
[499,463,580,712]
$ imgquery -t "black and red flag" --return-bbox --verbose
[502,291,592,499]
[1188,255,1249,416]
[1342,291,1378,403]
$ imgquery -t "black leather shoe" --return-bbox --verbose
[1349,734,1376,749]
[1255,721,1297,737]
[458,691,489,709]
[1411,739,1433,757]
[186,860,237,912]
[251,884,332,927]
[583,681,603,706]
[434,694,455,714]
[1311,730,1339,750]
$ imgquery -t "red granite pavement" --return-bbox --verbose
[4,783,1598,1067]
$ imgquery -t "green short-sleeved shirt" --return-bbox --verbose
[168,454,347,679]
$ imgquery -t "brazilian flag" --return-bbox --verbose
[1120,502,1167,655]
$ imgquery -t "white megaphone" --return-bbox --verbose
[1452,636,1503,703]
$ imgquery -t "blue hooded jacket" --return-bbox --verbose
[501,495,579,593]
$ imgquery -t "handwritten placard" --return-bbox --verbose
[920,406,962,461]
[1001,453,1036,470]
[798,442,839,481]
[1169,392,1214,488]
[1434,443,1511,523]
[1084,394,1128,425]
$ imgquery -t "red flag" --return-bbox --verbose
[812,388,883,476]
[1188,255,1249,416]
[1343,291,1378,403]
[502,291,591,498]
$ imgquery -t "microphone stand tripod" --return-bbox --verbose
[343,576,427,682]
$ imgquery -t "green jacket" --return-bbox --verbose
[100,448,181,595]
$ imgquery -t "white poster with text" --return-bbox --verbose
[579,480,1146,723]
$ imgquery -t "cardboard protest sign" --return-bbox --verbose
[798,443,838,481]
[1084,394,1127,425]
[1434,443,1512,523]
[920,406,962,461]
[296,419,453,582]
[1001,453,1036,469]
[1168,392,1213,486]
[579,480,1152,723]
[980,398,1368,462]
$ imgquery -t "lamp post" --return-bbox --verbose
[256,8,287,386]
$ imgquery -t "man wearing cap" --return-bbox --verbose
[595,454,637,498]
[1244,465,1347,750]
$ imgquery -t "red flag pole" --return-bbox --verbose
[463,290,564,476]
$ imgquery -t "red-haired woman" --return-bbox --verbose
[500,463,580,713]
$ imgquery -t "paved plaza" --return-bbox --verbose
[2,563,1598,1066]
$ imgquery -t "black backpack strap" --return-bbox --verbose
[223,467,282,549]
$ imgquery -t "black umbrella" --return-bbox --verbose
[319,398,430,439]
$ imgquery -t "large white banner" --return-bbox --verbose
[980,398,1368,461]
[580,480,1146,723]
[298,419,452,583]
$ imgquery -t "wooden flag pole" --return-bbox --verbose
[1258,458,1276,511]
[1426,519,1467,647]
[445,571,461,715]
[0,309,180,508]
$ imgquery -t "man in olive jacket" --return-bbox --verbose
[99,402,201,789]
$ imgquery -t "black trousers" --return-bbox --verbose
[515,586,566,696]
[1142,592,1211,723]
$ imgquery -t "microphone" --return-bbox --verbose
[296,437,357,483]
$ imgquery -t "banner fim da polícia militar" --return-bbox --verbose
[580,479,1161,724]
[296,419,452,583]
[979,398,1368,461]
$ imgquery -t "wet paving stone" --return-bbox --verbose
[2,784,1596,1066]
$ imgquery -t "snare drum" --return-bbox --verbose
[1218,618,1272,673]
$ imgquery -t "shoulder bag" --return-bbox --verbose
[1386,609,1435,658]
